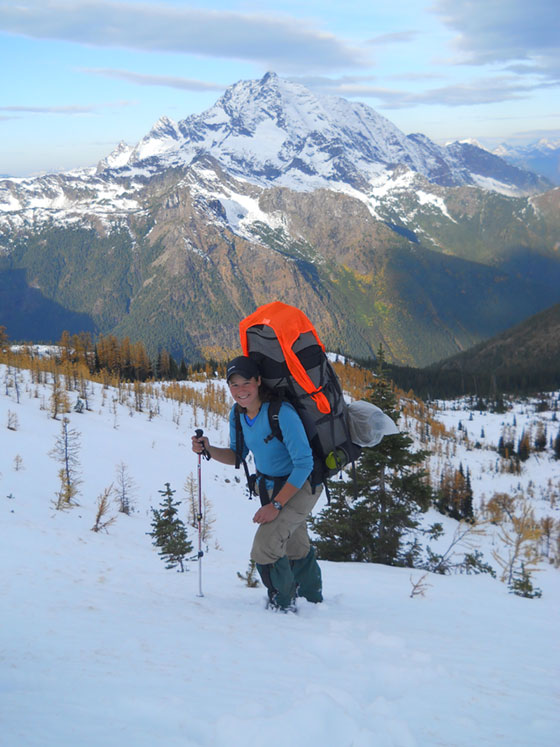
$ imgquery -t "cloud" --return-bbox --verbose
[0,102,132,115]
[432,0,559,81]
[390,77,551,108]
[0,105,96,114]
[0,0,368,71]
[295,74,553,109]
[83,68,226,92]
[292,74,378,94]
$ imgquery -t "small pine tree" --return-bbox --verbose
[149,483,192,572]
[509,563,542,599]
[553,428,560,460]
[311,348,433,566]
[435,464,474,522]
[534,423,547,453]
[517,430,531,462]
[49,417,82,509]
[237,560,261,587]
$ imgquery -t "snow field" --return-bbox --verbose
[1,365,559,746]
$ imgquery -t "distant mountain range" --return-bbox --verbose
[434,301,560,375]
[492,139,560,186]
[0,73,559,367]
[388,302,560,396]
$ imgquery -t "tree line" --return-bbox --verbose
[0,325,226,383]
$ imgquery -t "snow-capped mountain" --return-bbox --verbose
[492,138,560,185]
[0,72,552,232]
[95,72,549,196]
[96,141,134,172]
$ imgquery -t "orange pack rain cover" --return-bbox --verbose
[239,301,331,414]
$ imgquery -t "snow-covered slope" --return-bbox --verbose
[0,170,143,232]
[1,363,559,746]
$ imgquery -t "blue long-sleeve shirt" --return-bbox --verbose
[229,401,313,489]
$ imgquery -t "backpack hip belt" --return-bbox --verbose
[256,472,290,507]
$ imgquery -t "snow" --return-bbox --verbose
[98,142,134,171]
[424,397,560,521]
[469,174,527,198]
[1,364,559,746]
[0,175,142,230]
[415,190,457,222]
[0,190,21,212]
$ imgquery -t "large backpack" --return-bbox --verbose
[236,301,362,499]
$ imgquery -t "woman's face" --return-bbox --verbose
[228,374,262,414]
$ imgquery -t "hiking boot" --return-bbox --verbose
[256,557,297,611]
[266,595,298,613]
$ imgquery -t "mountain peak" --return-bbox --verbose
[152,115,178,132]
[96,73,552,195]
[96,140,133,172]
[260,71,279,85]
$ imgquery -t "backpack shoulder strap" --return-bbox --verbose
[234,405,257,498]
[265,398,284,444]
[233,404,244,468]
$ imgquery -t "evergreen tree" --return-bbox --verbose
[311,348,432,566]
[497,434,505,457]
[156,350,171,380]
[517,430,531,462]
[149,483,192,572]
[463,468,474,521]
[497,429,515,459]
[509,563,542,599]
[554,428,560,460]
[0,325,8,349]
[534,423,547,453]
[438,464,474,522]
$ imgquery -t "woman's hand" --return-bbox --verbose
[191,434,210,455]
[253,503,280,524]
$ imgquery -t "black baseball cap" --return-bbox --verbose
[226,356,260,382]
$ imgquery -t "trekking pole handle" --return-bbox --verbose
[195,429,211,460]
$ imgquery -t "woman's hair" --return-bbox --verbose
[258,381,273,403]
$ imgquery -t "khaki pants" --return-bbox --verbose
[250,481,322,565]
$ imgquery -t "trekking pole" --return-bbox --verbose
[194,428,209,597]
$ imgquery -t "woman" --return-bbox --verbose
[191,355,323,611]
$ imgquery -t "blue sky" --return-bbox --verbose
[1,0,558,176]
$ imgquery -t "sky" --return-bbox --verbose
[1,0,559,177]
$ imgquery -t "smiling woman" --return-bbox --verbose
[191,354,323,612]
